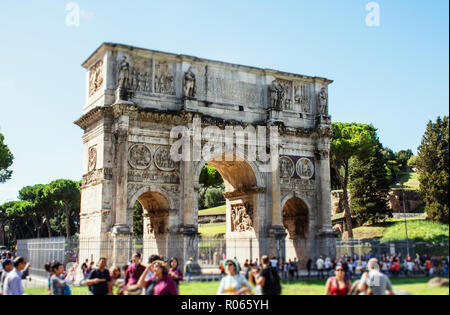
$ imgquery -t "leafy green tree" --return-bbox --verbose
[330,122,378,238]
[0,201,36,241]
[199,165,224,209]
[395,149,414,170]
[19,184,53,237]
[133,201,143,238]
[416,116,449,223]
[44,179,81,238]
[381,147,400,185]
[407,155,419,169]
[205,184,226,209]
[0,132,14,183]
[349,144,392,226]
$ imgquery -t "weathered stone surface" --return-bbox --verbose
[76,43,335,266]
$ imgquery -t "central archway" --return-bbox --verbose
[194,153,263,265]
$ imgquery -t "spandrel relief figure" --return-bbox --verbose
[184,68,196,98]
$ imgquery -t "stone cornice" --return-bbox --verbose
[74,106,112,131]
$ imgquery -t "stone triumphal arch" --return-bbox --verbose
[75,43,336,267]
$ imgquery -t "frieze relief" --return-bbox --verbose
[155,61,175,95]
[294,82,312,113]
[89,60,103,96]
[127,169,179,184]
[269,79,292,111]
[281,178,316,191]
[231,203,254,232]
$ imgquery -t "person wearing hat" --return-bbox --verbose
[0,259,13,294]
[217,259,252,295]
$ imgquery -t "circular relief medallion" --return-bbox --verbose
[279,156,295,178]
[296,158,314,179]
[154,146,177,172]
[128,144,152,170]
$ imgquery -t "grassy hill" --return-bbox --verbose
[198,205,226,215]
[391,171,420,190]
[345,218,449,244]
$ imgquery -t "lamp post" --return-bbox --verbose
[398,180,410,258]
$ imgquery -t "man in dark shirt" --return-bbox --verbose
[85,257,111,295]
[254,255,281,295]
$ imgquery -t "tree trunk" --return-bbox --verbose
[331,158,354,239]
[64,204,70,239]
[44,212,52,238]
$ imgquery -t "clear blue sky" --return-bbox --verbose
[0,0,448,203]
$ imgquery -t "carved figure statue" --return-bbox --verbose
[319,87,328,114]
[118,56,130,88]
[184,68,196,98]
[269,81,280,109]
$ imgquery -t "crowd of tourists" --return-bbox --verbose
[0,250,447,296]
[312,253,449,280]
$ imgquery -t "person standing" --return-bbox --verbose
[49,262,76,295]
[168,257,183,288]
[253,256,281,296]
[358,258,393,295]
[81,259,89,279]
[217,260,252,295]
[248,266,263,295]
[325,266,352,295]
[124,253,146,293]
[184,257,194,282]
[138,260,178,295]
[306,258,312,280]
[0,259,13,294]
[2,257,27,295]
[316,256,325,280]
[85,257,112,295]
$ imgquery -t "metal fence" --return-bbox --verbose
[16,236,448,278]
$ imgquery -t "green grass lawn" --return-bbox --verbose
[391,172,420,190]
[348,218,449,244]
[198,222,226,237]
[199,205,226,215]
[24,277,448,295]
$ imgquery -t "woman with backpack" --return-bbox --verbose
[325,265,352,296]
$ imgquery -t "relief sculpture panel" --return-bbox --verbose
[155,61,175,95]
[128,144,152,170]
[231,203,254,232]
[154,146,177,172]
